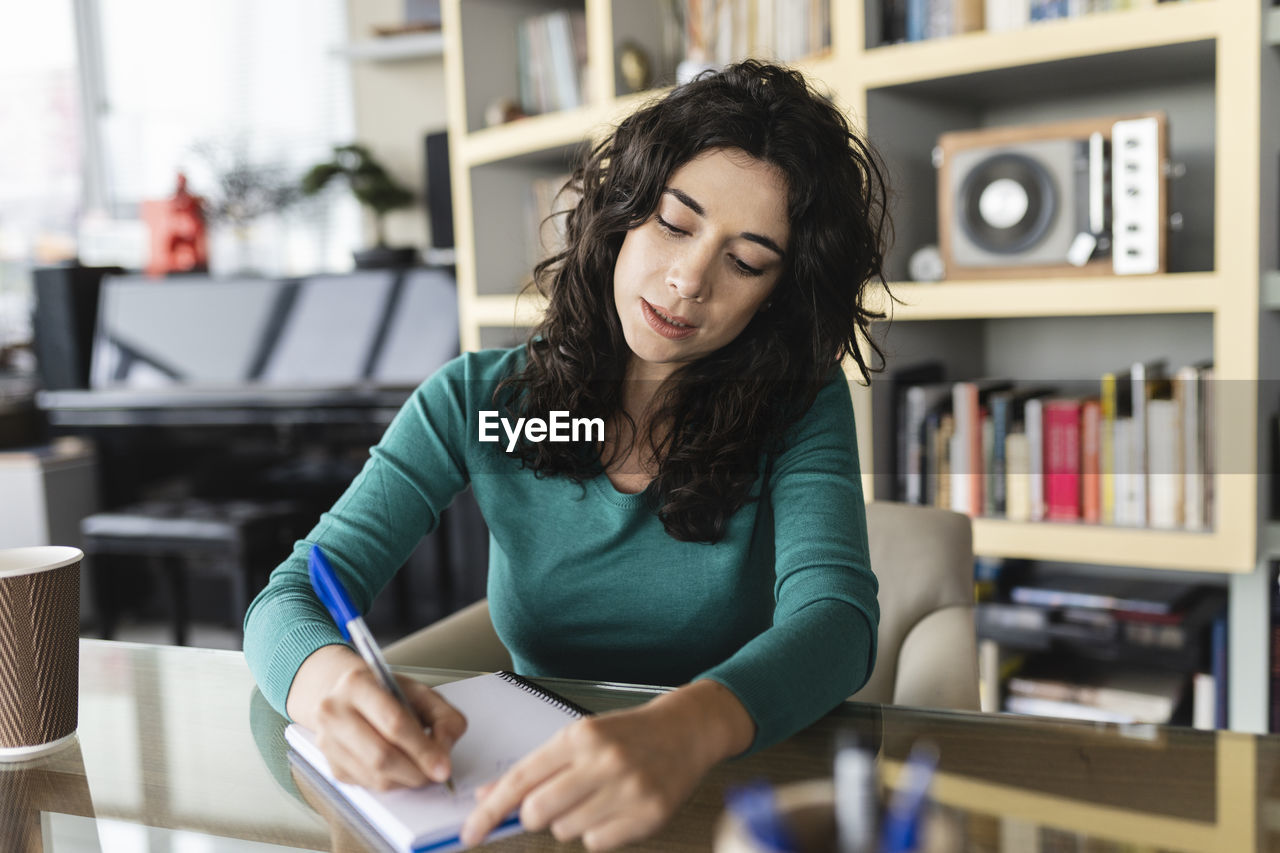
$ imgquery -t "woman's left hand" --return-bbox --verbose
[459,679,754,851]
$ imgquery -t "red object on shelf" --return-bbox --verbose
[1044,399,1083,522]
[141,173,208,277]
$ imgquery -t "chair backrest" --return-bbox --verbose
[848,501,980,711]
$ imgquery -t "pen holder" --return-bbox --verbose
[714,779,837,853]
[0,547,82,762]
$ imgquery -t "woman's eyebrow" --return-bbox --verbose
[663,188,786,257]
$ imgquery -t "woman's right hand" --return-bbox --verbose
[286,644,468,791]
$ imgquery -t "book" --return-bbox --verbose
[1147,396,1182,529]
[903,381,952,505]
[1131,359,1169,526]
[890,363,945,503]
[1026,397,1045,521]
[1100,371,1117,524]
[1009,572,1199,615]
[951,380,1012,517]
[1004,430,1031,522]
[285,671,590,853]
[1007,664,1186,723]
[1175,365,1203,531]
[1081,398,1101,524]
[1042,399,1082,522]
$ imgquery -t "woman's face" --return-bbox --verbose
[612,147,790,381]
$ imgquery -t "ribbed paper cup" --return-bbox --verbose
[0,547,82,761]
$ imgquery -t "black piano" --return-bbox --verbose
[34,265,489,637]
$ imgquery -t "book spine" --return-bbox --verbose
[1081,399,1101,524]
[1026,398,1045,522]
[1201,365,1215,530]
[954,0,985,32]
[982,412,995,517]
[905,387,925,504]
[1100,372,1116,524]
[991,395,1009,515]
[907,0,927,41]
[1177,366,1203,531]
[969,387,983,518]
[1147,398,1180,530]
[1005,431,1031,521]
[546,11,575,111]
[1043,400,1081,522]
[1212,610,1227,729]
[952,383,972,515]
[1271,567,1280,733]
[936,413,954,510]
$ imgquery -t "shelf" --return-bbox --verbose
[871,273,1220,321]
[467,293,547,327]
[971,518,1248,573]
[1264,272,1280,310]
[856,1,1220,91]
[332,31,444,62]
[461,88,665,167]
[791,51,839,91]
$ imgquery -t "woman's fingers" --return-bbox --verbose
[317,703,429,790]
[580,814,662,852]
[459,732,571,845]
[516,757,598,833]
[401,675,468,755]
[348,671,449,782]
[544,785,624,843]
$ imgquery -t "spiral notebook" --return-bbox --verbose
[285,671,590,853]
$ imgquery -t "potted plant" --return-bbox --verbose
[191,139,302,275]
[302,143,418,269]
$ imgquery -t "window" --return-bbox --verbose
[0,1,361,350]
[89,0,360,277]
[0,1,82,349]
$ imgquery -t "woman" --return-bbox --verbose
[244,59,891,850]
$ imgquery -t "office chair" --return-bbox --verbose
[385,501,981,713]
[847,500,980,711]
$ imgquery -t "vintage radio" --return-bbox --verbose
[936,112,1168,280]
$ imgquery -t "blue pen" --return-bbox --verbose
[308,544,455,793]
[724,781,797,853]
[879,741,939,853]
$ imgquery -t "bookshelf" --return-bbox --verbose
[440,0,1277,728]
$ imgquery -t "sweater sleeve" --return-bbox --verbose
[697,367,879,753]
[242,352,481,718]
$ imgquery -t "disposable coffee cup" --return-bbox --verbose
[0,547,82,761]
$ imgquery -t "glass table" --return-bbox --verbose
[2,639,1277,851]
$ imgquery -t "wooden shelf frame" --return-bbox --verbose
[851,1,1222,89]
[874,273,1222,321]
[332,31,445,62]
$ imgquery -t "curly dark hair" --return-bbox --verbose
[495,59,893,543]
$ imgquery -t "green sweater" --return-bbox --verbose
[243,347,878,752]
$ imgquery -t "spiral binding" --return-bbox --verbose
[495,671,592,719]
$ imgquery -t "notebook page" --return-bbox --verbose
[285,672,581,852]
